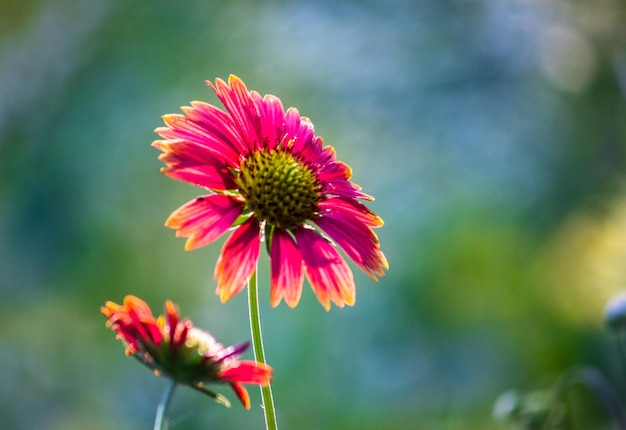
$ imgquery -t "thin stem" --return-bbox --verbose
[615,332,626,393]
[154,379,177,430]
[248,269,278,430]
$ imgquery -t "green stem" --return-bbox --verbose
[248,269,278,430]
[153,379,177,430]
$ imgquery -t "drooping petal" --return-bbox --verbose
[315,211,388,280]
[214,218,261,303]
[219,361,273,385]
[318,197,384,228]
[318,161,373,200]
[269,228,305,308]
[295,228,356,311]
[165,195,244,250]
[229,382,251,409]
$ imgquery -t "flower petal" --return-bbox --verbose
[284,108,321,162]
[250,92,286,151]
[269,229,305,308]
[207,75,262,153]
[315,210,388,280]
[220,361,273,385]
[182,101,247,156]
[318,197,384,228]
[152,138,237,190]
[229,382,251,409]
[214,218,261,302]
[295,228,356,311]
[319,161,373,200]
[156,114,239,165]
[103,296,163,353]
[160,164,237,191]
[165,195,244,250]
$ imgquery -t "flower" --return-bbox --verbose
[101,295,272,409]
[605,292,626,332]
[153,75,388,310]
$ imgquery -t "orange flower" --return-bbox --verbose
[101,295,272,409]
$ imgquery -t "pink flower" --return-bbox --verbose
[101,295,272,409]
[153,75,388,310]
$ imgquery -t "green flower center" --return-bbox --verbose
[237,148,321,230]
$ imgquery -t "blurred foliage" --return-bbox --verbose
[1,0,626,428]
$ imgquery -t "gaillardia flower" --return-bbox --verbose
[101,295,272,409]
[153,75,388,310]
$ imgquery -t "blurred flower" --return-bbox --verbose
[101,295,272,409]
[153,75,387,310]
[605,292,626,331]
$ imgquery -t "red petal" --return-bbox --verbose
[214,219,261,302]
[182,101,247,155]
[160,164,237,191]
[207,76,261,153]
[318,162,373,201]
[315,212,388,280]
[250,92,286,150]
[157,114,240,164]
[165,195,243,250]
[229,383,251,409]
[318,197,384,227]
[220,361,273,385]
[269,229,304,308]
[284,108,321,162]
[295,228,356,311]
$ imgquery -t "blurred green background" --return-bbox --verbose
[1,0,626,428]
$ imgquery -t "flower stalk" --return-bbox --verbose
[154,379,177,430]
[248,269,278,430]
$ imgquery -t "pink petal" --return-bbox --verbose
[315,211,388,280]
[207,76,261,153]
[153,139,236,190]
[318,197,384,227]
[315,142,337,165]
[318,161,373,200]
[250,92,286,150]
[284,108,321,162]
[295,228,355,311]
[269,229,305,308]
[183,101,247,155]
[161,164,237,191]
[152,138,226,167]
[214,218,261,302]
[157,115,240,165]
[165,195,244,250]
